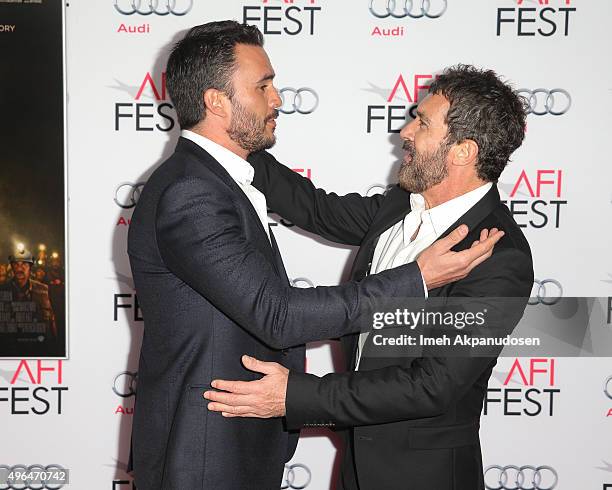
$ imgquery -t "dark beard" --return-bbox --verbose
[398,139,450,193]
[227,98,277,153]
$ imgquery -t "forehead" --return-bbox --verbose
[418,93,450,122]
[233,44,273,80]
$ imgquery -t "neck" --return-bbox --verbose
[421,175,488,209]
[189,123,248,160]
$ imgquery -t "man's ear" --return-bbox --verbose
[203,88,228,118]
[451,139,479,167]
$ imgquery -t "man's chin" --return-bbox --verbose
[260,135,276,151]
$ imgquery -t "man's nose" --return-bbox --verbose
[400,119,417,141]
[270,86,282,109]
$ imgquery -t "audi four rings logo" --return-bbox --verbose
[114,182,145,209]
[0,465,67,489]
[365,184,394,197]
[281,464,311,489]
[290,278,315,289]
[369,0,448,19]
[528,279,563,306]
[113,371,138,398]
[279,88,319,115]
[605,375,612,400]
[114,0,193,15]
[484,465,558,490]
[517,89,571,116]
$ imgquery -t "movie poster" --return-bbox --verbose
[0,0,66,357]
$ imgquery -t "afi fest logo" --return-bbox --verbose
[484,358,560,417]
[111,72,176,132]
[0,360,67,416]
[242,0,322,36]
[369,0,448,38]
[499,169,567,229]
[365,73,434,133]
[496,0,576,37]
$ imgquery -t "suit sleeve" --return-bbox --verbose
[155,176,424,350]
[284,248,534,429]
[248,151,384,246]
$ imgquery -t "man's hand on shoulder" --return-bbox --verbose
[417,226,504,290]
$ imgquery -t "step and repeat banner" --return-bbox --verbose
[1,0,612,489]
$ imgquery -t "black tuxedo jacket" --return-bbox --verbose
[250,151,533,490]
[127,137,426,490]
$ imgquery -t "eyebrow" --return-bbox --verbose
[416,110,431,124]
[256,72,275,84]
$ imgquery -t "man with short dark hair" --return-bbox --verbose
[128,22,502,489]
[205,65,533,490]
[1,248,56,337]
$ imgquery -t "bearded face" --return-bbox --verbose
[227,95,278,153]
[398,138,451,194]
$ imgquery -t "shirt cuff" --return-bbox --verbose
[421,272,428,298]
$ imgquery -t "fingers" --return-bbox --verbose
[203,389,251,406]
[242,355,283,375]
[211,379,255,394]
[436,224,469,251]
[207,401,258,416]
[222,411,258,418]
[464,230,504,257]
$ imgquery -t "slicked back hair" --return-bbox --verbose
[166,21,264,129]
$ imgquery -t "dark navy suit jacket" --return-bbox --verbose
[127,137,425,489]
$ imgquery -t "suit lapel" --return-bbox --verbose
[435,184,501,246]
[175,137,282,275]
[355,184,502,366]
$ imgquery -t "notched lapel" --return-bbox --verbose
[175,137,280,271]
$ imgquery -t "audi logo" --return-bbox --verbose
[605,375,612,400]
[528,279,563,306]
[114,182,145,209]
[0,464,67,489]
[290,277,315,289]
[113,371,138,398]
[369,0,448,19]
[517,88,571,116]
[484,465,558,490]
[114,0,193,16]
[281,464,311,489]
[364,184,394,197]
[279,88,319,115]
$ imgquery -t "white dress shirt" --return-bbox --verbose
[181,130,270,242]
[355,182,493,368]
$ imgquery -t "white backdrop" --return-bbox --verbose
[1,1,612,489]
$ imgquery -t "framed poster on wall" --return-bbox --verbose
[0,0,67,358]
